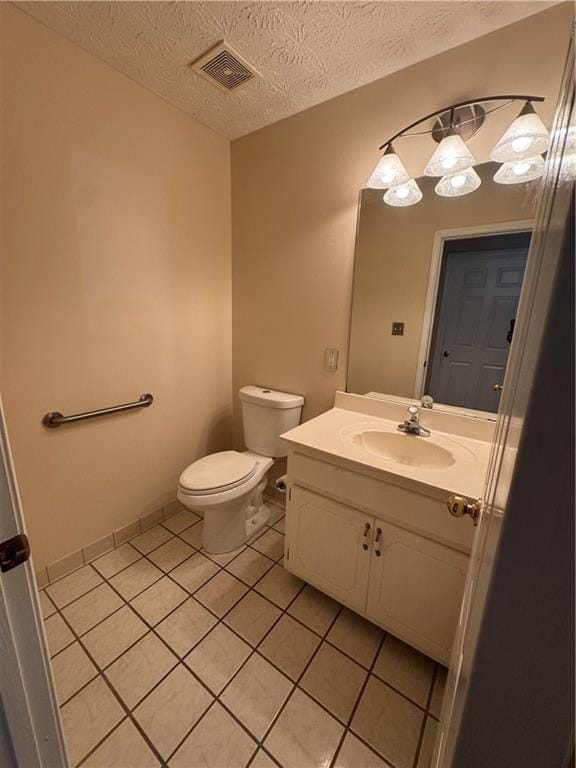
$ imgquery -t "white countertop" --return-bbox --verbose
[282,405,491,500]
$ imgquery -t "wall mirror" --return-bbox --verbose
[347,161,537,414]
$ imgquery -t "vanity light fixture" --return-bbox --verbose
[435,167,482,197]
[383,179,423,207]
[424,131,476,176]
[490,101,550,162]
[370,95,549,206]
[366,143,410,188]
[493,155,545,184]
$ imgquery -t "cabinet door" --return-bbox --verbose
[367,521,468,664]
[286,485,372,613]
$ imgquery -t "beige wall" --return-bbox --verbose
[348,163,535,398]
[0,6,232,571]
[231,4,573,444]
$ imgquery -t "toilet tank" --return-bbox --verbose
[239,386,304,458]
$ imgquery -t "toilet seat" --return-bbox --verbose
[178,451,257,496]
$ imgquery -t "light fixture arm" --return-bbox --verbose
[378,94,545,150]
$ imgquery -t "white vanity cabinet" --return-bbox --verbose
[284,450,473,665]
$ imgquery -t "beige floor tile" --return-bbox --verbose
[61,676,124,766]
[267,504,285,527]
[259,615,320,681]
[82,605,148,668]
[272,517,286,534]
[105,633,177,709]
[47,566,103,609]
[130,577,188,626]
[51,642,98,704]
[162,509,200,534]
[224,591,282,647]
[225,548,275,586]
[220,653,293,739]
[83,718,160,768]
[131,524,173,554]
[62,583,124,636]
[155,598,217,657]
[195,571,248,617]
[301,642,367,723]
[147,538,195,572]
[170,552,220,593]
[429,666,447,718]
[169,702,257,768]
[417,716,438,768]
[39,590,56,619]
[255,565,304,609]
[204,544,246,567]
[110,559,163,600]
[178,522,203,549]
[185,623,251,694]
[92,544,142,579]
[134,665,213,759]
[288,584,341,637]
[251,529,285,561]
[327,608,383,669]
[335,733,393,768]
[373,635,435,708]
[351,676,424,768]
[44,613,75,657]
[250,749,278,768]
[264,688,344,768]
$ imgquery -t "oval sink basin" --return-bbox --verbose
[351,430,455,468]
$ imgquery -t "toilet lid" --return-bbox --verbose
[179,451,257,493]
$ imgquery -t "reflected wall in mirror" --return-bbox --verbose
[348,162,536,413]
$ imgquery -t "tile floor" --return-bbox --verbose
[40,505,446,768]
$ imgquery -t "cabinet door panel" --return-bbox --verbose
[286,486,372,613]
[367,522,468,663]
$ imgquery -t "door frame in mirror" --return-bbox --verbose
[413,218,535,400]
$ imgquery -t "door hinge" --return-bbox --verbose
[0,533,31,572]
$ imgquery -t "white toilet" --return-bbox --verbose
[177,386,304,554]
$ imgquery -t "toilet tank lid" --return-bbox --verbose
[239,386,304,410]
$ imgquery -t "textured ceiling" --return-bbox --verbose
[17,1,553,139]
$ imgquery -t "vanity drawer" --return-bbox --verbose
[288,450,474,552]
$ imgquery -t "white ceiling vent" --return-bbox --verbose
[191,41,260,93]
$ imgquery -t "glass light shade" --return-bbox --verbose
[435,167,481,197]
[493,155,545,184]
[490,104,550,163]
[366,149,410,189]
[424,133,476,176]
[383,179,423,207]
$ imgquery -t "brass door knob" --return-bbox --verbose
[493,384,503,392]
[447,495,482,526]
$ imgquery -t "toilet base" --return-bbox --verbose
[246,503,271,541]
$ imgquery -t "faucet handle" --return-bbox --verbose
[407,405,419,419]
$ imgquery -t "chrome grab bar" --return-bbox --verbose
[42,393,153,429]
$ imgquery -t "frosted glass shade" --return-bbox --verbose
[435,167,481,197]
[366,149,410,189]
[424,134,476,176]
[493,155,545,184]
[383,179,422,207]
[490,105,550,163]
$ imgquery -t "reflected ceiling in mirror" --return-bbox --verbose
[347,162,538,414]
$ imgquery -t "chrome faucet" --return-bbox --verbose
[398,405,431,437]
